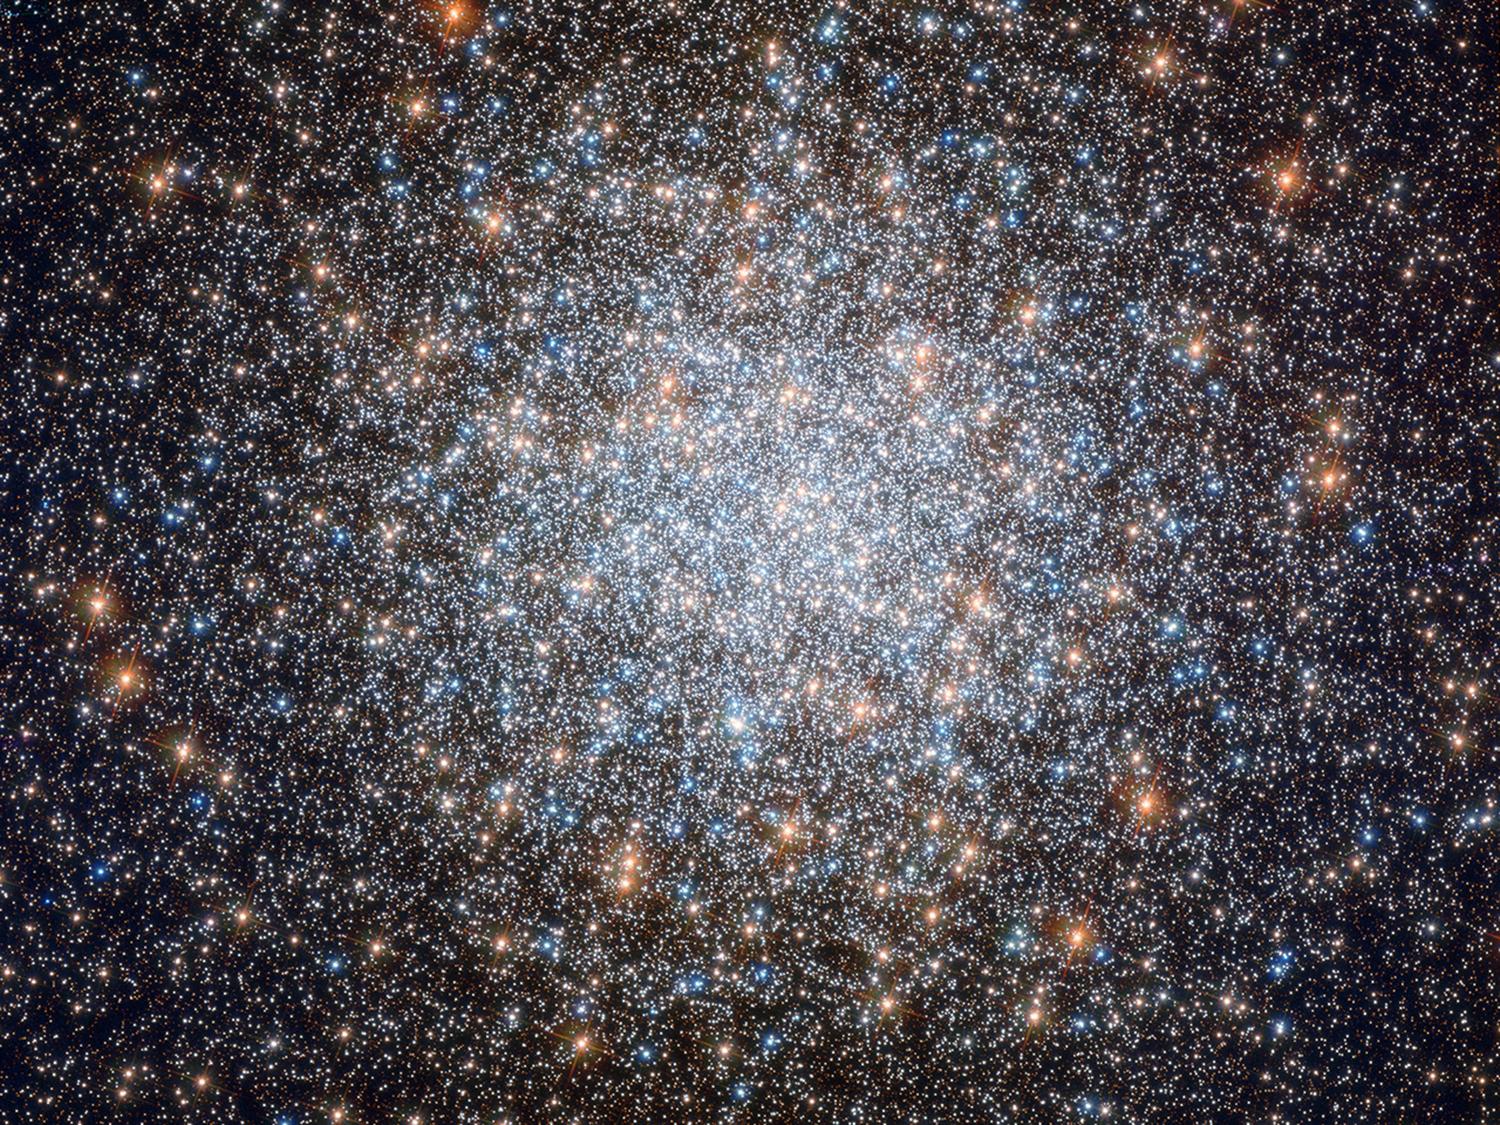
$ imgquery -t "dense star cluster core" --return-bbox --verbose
[3,0,1497,1120]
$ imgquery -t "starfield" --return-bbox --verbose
[1,1,1496,1121]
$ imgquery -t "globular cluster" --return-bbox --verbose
[3,0,1498,1120]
